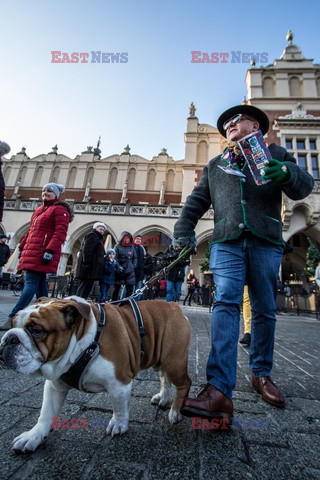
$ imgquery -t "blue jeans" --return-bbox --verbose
[166,280,182,302]
[98,283,111,303]
[9,271,48,318]
[134,280,144,301]
[207,234,283,399]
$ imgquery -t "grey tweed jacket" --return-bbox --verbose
[173,144,314,246]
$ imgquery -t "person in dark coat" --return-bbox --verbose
[133,234,145,300]
[162,245,190,302]
[0,183,72,330]
[173,104,314,421]
[112,231,137,300]
[75,222,107,299]
[183,269,197,306]
[98,248,116,304]
[0,233,10,279]
[0,141,10,223]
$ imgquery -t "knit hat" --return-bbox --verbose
[0,233,8,239]
[106,248,116,255]
[42,183,65,198]
[93,222,107,231]
[0,141,10,157]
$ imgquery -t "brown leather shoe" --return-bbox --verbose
[180,383,233,425]
[252,374,285,408]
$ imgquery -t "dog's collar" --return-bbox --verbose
[59,304,106,392]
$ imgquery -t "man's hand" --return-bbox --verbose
[262,158,290,184]
[42,250,54,264]
[172,235,197,249]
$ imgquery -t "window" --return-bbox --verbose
[33,167,43,187]
[166,169,175,191]
[67,167,77,188]
[311,155,319,179]
[127,168,136,190]
[50,166,60,183]
[297,154,307,171]
[146,169,156,191]
[107,167,118,189]
[310,139,317,150]
[285,139,293,150]
[263,77,275,97]
[289,76,302,97]
[297,139,305,150]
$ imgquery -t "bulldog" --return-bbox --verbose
[0,296,191,453]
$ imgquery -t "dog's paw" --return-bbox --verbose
[150,393,170,409]
[12,428,47,453]
[106,418,129,437]
[168,408,184,424]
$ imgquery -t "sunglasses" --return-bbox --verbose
[223,114,256,131]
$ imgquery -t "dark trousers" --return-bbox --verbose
[112,283,134,301]
[184,288,194,305]
[76,279,95,300]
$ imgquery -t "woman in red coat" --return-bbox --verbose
[0,183,72,330]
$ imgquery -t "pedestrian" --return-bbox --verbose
[112,231,137,300]
[315,261,320,288]
[158,278,167,298]
[143,246,155,299]
[183,269,197,306]
[133,234,145,300]
[0,183,72,330]
[98,248,116,304]
[75,222,107,300]
[239,285,251,346]
[173,104,314,423]
[162,245,190,302]
[0,141,10,223]
[0,233,10,280]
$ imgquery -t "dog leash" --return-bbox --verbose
[59,246,194,390]
[126,245,194,301]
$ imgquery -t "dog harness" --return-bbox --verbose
[59,299,145,392]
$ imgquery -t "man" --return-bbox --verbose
[0,183,72,330]
[75,222,107,300]
[173,104,314,424]
[0,141,10,223]
[315,261,320,289]
[0,233,10,279]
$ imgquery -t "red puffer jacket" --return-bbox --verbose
[18,200,72,274]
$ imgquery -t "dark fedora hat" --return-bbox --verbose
[217,104,269,137]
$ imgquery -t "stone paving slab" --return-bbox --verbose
[0,291,319,479]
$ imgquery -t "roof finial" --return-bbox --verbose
[286,29,293,44]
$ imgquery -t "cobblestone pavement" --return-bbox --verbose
[0,290,319,480]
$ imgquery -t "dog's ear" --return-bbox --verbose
[36,297,51,303]
[61,301,92,328]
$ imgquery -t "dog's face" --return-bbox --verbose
[0,297,93,376]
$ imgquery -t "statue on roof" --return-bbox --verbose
[189,102,196,117]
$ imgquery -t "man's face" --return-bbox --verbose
[225,114,259,142]
[0,238,6,244]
